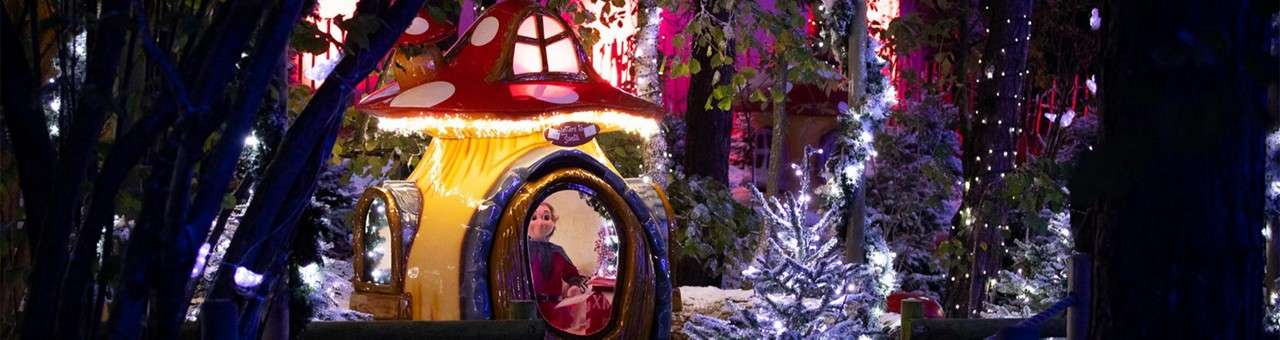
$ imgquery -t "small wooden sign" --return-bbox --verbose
[544,122,599,147]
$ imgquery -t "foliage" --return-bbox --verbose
[597,131,648,178]
[1265,130,1280,335]
[683,149,894,339]
[545,0,607,49]
[879,0,1101,98]
[656,0,840,113]
[1266,131,1280,221]
[982,209,1071,317]
[975,112,1098,316]
[667,173,761,287]
[864,95,961,300]
[333,106,432,181]
[879,0,977,90]
[1024,0,1102,89]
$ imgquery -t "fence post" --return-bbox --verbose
[1067,253,1090,340]
[900,298,924,340]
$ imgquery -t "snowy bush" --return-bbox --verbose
[683,149,895,339]
[982,209,1072,318]
[864,95,961,301]
[668,173,762,288]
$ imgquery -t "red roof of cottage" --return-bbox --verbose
[357,0,661,137]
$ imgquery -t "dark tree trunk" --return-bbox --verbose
[683,1,734,185]
[22,0,132,337]
[953,0,1032,318]
[0,4,54,244]
[55,3,136,334]
[1071,0,1273,338]
[145,2,305,338]
[764,56,787,197]
[200,1,426,337]
[98,1,279,337]
[841,0,868,264]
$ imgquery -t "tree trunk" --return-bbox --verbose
[145,2,304,337]
[683,1,734,185]
[957,0,1032,317]
[200,1,425,337]
[634,0,668,187]
[633,0,662,105]
[23,0,132,337]
[0,4,54,246]
[840,0,868,264]
[764,57,787,197]
[1072,0,1271,337]
[96,1,280,337]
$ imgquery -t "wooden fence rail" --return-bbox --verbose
[180,320,546,340]
[901,253,1090,340]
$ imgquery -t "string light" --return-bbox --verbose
[375,110,660,138]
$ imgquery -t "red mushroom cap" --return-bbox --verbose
[359,0,663,138]
[397,8,456,46]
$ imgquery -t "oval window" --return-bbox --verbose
[526,188,620,336]
[362,196,394,285]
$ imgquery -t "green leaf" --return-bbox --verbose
[716,96,732,111]
[337,14,383,52]
[291,21,331,54]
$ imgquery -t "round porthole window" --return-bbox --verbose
[362,196,394,285]
[525,188,621,336]
[488,168,657,339]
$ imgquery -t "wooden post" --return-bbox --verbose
[900,298,924,340]
[1067,253,1090,340]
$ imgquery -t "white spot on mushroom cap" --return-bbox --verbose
[391,81,456,108]
[361,82,401,104]
[471,17,499,46]
[405,17,430,35]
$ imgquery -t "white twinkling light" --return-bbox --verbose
[1089,8,1102,30]
[299,262,323,289]
[233,266,264,288]
[243,133,260,147]
[190,243,212,278]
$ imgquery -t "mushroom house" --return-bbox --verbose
[348,1,674,338]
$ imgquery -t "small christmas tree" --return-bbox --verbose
[982,209,1072,317]
[594,219,620,278]
[683,148,894,339]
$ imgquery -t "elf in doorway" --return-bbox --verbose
[527,202,589,329]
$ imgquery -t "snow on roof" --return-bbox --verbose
[358,0,662,138]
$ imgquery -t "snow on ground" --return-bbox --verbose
[671,286,753,339]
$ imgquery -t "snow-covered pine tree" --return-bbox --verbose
[864,95,961,302]
[1264,129,1280,334]
[982,209,1072,317]
[683,148,895,339]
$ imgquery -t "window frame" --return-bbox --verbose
[508,12,589,82]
